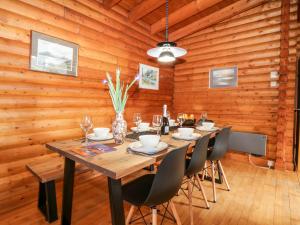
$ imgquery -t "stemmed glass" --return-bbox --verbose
[201,112,208,125]
[152,115,162,135]
[133,113,142,133]
[80,115,93,146]
[177,113,185,127]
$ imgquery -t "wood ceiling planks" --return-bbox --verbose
[169,0,269,41]
[150,0,224,34]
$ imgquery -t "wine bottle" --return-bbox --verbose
[161,104,169,135]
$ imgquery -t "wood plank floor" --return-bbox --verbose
[0,159,300,225]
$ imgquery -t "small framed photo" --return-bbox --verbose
[139,64,159,90]
[30,31,78,76]
[209,66,238,88]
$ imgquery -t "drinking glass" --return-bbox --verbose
[133,113,142,133]
[201,112,208,123]
[177,113,185,127]
[152,115,162,135]
[80,115,93,146]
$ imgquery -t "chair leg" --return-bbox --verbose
[170,200,182,225]
[126,205,135,225]
[201,161,207,180]
[211,161,217,203]
[195,175,210,209]
[187,178,194,225]
[218,160,230,191]
[152,207,158,225]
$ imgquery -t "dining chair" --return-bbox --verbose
[182,134,210,225]
[206,127,231,203]
[122,145,189,225]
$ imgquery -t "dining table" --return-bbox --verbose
[45,129,215,225]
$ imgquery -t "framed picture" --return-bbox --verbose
[139,64,159,90]
[30,31,78,76]
[209,66,238,88]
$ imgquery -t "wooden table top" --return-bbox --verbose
[46,130,213,180]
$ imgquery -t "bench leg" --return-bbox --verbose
[38,181,58,223]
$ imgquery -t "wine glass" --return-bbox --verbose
[152,115,162,135]
[177,113,185,127]
[80,115,93,146]
[133,113,142,133]
[201,112,207,124]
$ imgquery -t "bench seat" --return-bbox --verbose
[26,155,89,223]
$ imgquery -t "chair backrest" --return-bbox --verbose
[207,127,231,161]
[144,145,189,207]
[185,134,210,177]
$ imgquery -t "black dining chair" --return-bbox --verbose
[183,134,210,225]
[122,145,189,225]
[206,127,231,203]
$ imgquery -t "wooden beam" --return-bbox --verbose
[103,0,121,9]
[151,0,223,34]
[169,0,268,41]
[129,0,165,22]
[298,0,300,22]
[275,0,290,170]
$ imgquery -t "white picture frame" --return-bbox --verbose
[209,66,238,88]
[139,63,159,90]
[30,31,78,76]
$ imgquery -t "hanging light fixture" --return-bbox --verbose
[147,0,187,63]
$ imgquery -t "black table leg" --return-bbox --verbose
[107,177,125,225]
[61,158,75,225]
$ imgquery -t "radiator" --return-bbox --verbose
[228,131,267,156]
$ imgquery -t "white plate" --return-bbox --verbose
[196,126,219,132]
[172,133,201,141]
[131,127,151,132]
[87,133,113,141]
[128,141,168,155]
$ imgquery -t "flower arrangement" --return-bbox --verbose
[105,68,138,113]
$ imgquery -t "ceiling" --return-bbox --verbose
[102,0,268,40]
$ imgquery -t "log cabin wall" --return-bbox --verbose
[173,0,299,170]
[0,0,173,213]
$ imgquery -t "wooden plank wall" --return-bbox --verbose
[173,0,298,170]
[0,0,173,213]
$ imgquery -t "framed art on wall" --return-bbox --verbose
[30,31,78,76]
[139,64,159,90]
[209,66,238,88]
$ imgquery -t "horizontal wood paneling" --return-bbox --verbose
[0,0,173,213]
[173,0,298,168]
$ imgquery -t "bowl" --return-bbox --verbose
[202,122,215,129]
[139,135,160,147]
[93,128,110,138]
[178,128,194,137]
[169,119,175,126]
[138,122,150,130]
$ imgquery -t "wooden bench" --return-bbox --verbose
[26,156,89,223]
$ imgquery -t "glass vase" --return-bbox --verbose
[112,112,127,144]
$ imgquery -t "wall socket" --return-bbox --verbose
[270,81,278,87]
[267,160,275,168]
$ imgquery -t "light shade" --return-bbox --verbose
[158,50,175,63]
[147,42,187,60]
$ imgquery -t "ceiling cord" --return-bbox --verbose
[165,0,169,41]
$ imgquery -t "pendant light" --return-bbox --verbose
[147,0,187,63]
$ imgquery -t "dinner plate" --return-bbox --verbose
[172,133,201,141]
[196,126,219,132]
[87,133,113,141]
[131,127,151,132]
[128,141,168,155]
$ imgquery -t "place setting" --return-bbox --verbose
[196,121,219,132]
[172,127,202,141]
[127,134,169,156]
[87,128,113,141]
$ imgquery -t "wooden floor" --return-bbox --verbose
[1,159,300,225]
